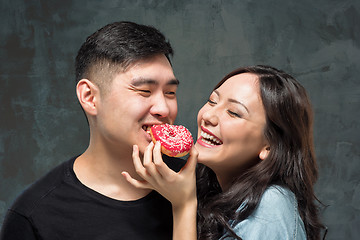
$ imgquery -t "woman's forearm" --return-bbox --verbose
[172,199,197,240]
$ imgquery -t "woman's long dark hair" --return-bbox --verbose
[196,65,325,240]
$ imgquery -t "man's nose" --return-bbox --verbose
[149,93,170,118]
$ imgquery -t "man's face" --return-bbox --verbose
[95,54,178,155]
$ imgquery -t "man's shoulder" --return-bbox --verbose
[9,158,74,217]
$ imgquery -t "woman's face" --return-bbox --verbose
[195,73,269,182]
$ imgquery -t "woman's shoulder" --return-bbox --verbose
[225,185,306,239]
[260,185,296,212]
[238,185,297,223]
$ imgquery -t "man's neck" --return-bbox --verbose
[73,147,151,201]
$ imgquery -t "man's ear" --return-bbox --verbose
[259,145,270,160]
[76,79,99,116]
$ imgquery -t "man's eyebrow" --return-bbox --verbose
[167,78,180,86]
[131,78,157,86]
[131,78,179,86]
[214,90,249,113]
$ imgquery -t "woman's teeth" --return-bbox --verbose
[200,131,222,145]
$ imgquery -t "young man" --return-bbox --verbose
[1,21,184,240]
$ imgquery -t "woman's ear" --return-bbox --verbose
[259,145,270,160]
[76,79,99,116]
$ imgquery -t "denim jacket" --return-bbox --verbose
[221,185,306,240]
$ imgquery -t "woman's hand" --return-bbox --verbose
[122,141,198,209]
[122,141,198,240]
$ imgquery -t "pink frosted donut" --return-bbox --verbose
[150,124,193,157]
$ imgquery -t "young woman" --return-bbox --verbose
[123,65,325,240]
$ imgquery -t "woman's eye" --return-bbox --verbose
[207,99,216,105]
[227,110,242,118]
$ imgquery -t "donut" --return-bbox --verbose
[149,124,193,157]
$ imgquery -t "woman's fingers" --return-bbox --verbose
[182,146,198,175]
[143,142,164,180]
[153,141,173,179]
[133,142,166,185]
[129,142,195,196]
[135,142,158,177]
[142,142,154,167]
[121,171,152,189]
[127,142,197,207]
[132,145,147,179]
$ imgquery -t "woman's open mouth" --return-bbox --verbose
[199,130,222,146]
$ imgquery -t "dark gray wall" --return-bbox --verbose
[1,0,359,239]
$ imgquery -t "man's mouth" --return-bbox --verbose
[142,125,151,131]
[142,125,152,134]
[200,130,222,146]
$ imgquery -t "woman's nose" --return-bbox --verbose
[201,107,219,126]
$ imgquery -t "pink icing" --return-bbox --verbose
[151,124,193,155]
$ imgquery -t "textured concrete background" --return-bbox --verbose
[0,0,359,239]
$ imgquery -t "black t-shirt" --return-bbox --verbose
[1,156,184,240]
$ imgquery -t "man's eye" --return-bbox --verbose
[137,89,151,96]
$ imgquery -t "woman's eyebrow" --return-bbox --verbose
[214,89,249,113]
[228,98,249,113]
